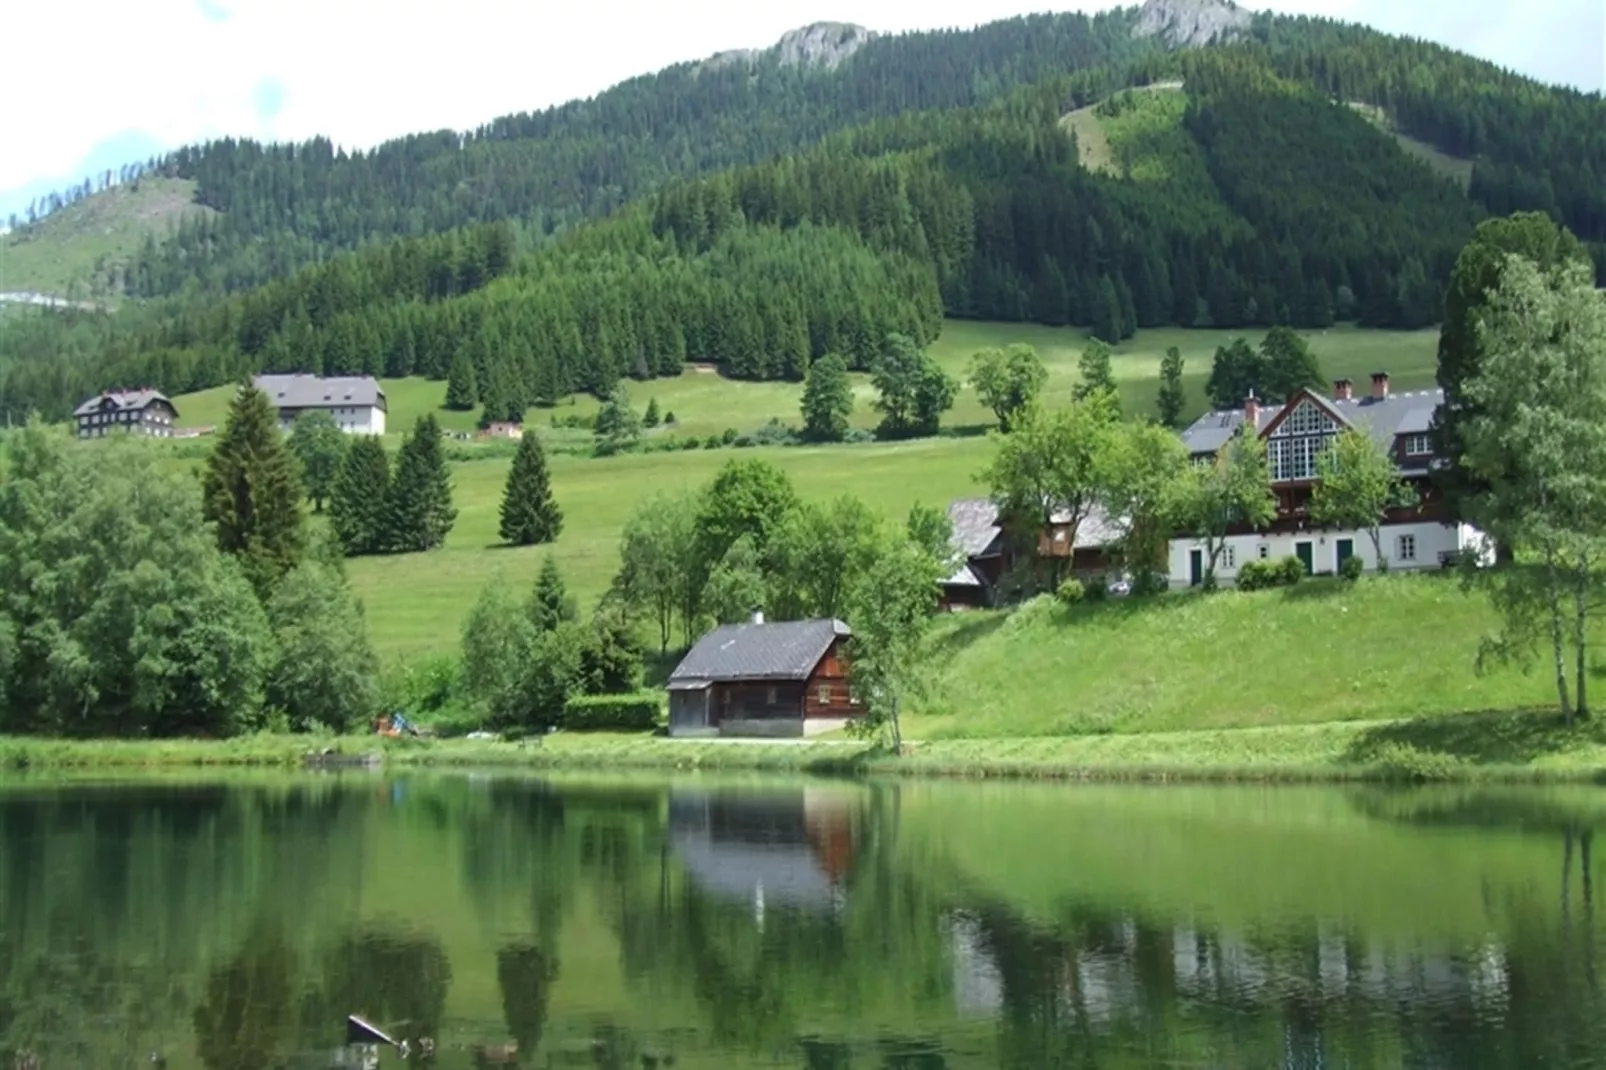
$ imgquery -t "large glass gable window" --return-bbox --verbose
[1268,401,1341,482]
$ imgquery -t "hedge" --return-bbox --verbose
[562,692,664,732]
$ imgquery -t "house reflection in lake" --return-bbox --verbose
[668,786,861,919]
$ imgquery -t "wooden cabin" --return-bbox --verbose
[667,615,855,738]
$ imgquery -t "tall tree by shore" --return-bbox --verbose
[202,383,305,597]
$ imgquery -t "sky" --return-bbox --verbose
[1,0,1601,221]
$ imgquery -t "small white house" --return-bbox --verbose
[253,374,387,435]
[1169,373,1492,587]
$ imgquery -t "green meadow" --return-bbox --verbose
[160,321,1443,663]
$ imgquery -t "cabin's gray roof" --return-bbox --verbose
[1180,387,1445,455]
[253,374,387,411]
[669,618,850,683]
[948,498,1005,558]
[73,388,173,417]
[944,561,984,588]
[946,498,1120,561]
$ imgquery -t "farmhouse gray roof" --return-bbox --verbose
[252,374,388,412]
[669,618,849,684]
[946,498,1121,556]
[72,388,174,418]
[1180,387,1445,455]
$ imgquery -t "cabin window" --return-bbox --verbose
[818,684,831,705]
[1404,434,1432,457]
[1223,546,1237,570]
[1258,544,1270,560]
[766,686,777,706]
[1397,534,1417,562]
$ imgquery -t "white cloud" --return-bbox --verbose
[2,0,1599,216]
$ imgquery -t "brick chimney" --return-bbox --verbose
[1243,392,1261,430]
[1333,378,1353,401]
[1370,372,1390,400]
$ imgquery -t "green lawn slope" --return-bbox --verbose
[0,178,211,299]
[906,575,1558,738]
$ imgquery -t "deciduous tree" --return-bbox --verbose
[265,562,379,733]
[1166,428,1276,588]
[969,343,1046,432]
[1310,428,1416,570]
[846,537,947,753]
[614,492,703,652]
[1074,339,1118,407]
[871,333,957,440]
[287,410,348,512]
[1459,255,1606,723]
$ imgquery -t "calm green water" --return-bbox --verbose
[3,774,1606,1069]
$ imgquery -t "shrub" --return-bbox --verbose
[721,428,739,445]
[1055,578,1086,606]
[749,418,798,446]
[1338,553,1364,581]
[664,411,677,425]
[1236,559,1280,591]
[733,434,756,448]
[561,692,663,732]
[843,428,875,444]
[680,436,701,451]
[1277,554,1307,586]
[1082,575,1109,602]
[703,435,723,450]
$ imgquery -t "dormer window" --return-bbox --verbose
[1404,434,1432,457]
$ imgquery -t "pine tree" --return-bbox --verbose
[642,397,661,428]
[527,555,578,634]
[1157,346,1186,428]
[384,415,456,552]
[445,349,478,411]
[801,352,854,442]
[499,432,563,546]
[330,436,391,555]
[202,382,305,598]
[1092,276,1123,344]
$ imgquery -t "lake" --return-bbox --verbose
[2,773,1604,1068]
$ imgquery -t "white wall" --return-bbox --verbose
[1167,521,1485,588]
[277,405,386,435]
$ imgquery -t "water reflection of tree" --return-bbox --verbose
[192,922,297,1070]
[497,940,557,1055]
[319,925,452,1045]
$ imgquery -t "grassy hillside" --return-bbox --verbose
[905,574,1559,738]
[162,320,1440,660]
[171,321,1441,439]
[0,178,210,299]
[1349,102,1475,191]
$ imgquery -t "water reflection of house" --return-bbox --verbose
[669,788,860,912]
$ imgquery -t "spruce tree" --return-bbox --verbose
[202,382,305,598]
[1157,346,1186,428]
[384,415,456,552]
[527,555,578,633]
[643,397,661,428]
[445,350,478,411]
[499,432,563,546]
[330,436,390,555]
[1092,276,1123,344]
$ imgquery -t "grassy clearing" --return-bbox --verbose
[907,574,1561,737]
[172,321,1439,440]
[1348,102,1475,191]
[156,321,1439,658]
[0,178,211,298]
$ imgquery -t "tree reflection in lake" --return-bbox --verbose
[4,778,1606,1067]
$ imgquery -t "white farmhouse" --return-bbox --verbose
[1169,372,1490,587]
[253,374,387,435]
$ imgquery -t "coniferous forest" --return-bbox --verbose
[2,2,1604,422]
